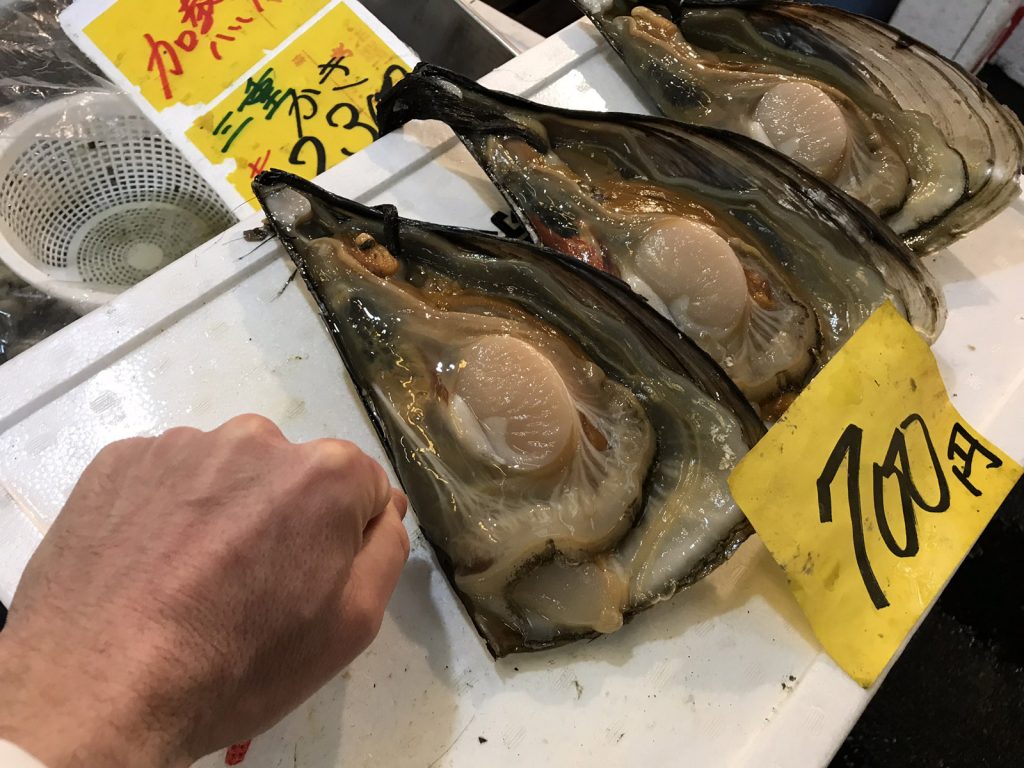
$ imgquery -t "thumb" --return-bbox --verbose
[336,497,411,660]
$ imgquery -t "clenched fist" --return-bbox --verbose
[0,415,409,767]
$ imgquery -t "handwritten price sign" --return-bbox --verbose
[186,1,408,200]
[729,303,1023,687]
[68,0,414,210]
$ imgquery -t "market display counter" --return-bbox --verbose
[1,21,1022,768]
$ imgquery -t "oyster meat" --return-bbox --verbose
[253,171,765,656]
[378,65,946,419]
[573,0,1024,253]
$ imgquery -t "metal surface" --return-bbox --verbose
[359,0,516,78]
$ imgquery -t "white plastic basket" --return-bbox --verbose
[0,92,236,314]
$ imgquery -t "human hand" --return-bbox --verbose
[0,415,409,767]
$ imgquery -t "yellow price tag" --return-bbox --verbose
[729,302,1023,687]
[185,1,409,200]
[86,0,331,109]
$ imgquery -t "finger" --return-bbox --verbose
[366,459,393,522]
[338,503,410,650]
[389,488,409,521]
[349,507,409,622]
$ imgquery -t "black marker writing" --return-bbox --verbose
[817,415,992,609]
[948,422,1003,497]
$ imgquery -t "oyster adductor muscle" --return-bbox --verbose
[572,0,1024,253]
[253,170,765,656]
[378,64,946,419]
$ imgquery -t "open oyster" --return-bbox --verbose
[253,171,765,656]
[573,1,1024,253]
[378,65,945,419]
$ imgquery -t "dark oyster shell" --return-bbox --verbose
[378,64,946,418]
[253,170,765,656]
[572,1,1024,253]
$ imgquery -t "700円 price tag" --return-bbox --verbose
[728,302,1023,687]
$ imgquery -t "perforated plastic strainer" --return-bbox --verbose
[0,92,236,313]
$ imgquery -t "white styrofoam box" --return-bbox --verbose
[2,18,1024,768]
[891,0,1021,69]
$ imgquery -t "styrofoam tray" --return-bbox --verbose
[1,20,1023,768]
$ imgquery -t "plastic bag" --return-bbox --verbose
[0,0,108,108]
[0,0,112,363]
[0,261,79,365]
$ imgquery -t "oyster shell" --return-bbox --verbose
[252,170,765,656]
[573,1,1024,253]
[378,65,946,419]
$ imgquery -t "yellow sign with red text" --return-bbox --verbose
[85,0,332,109]
[729,303,1022,687]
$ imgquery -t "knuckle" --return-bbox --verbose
[372,459,390,492]
[307,439,362,473]
[364,460,393,517]
[95,436,151,462]
[156,426,202,444]
[223,414,282,442]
